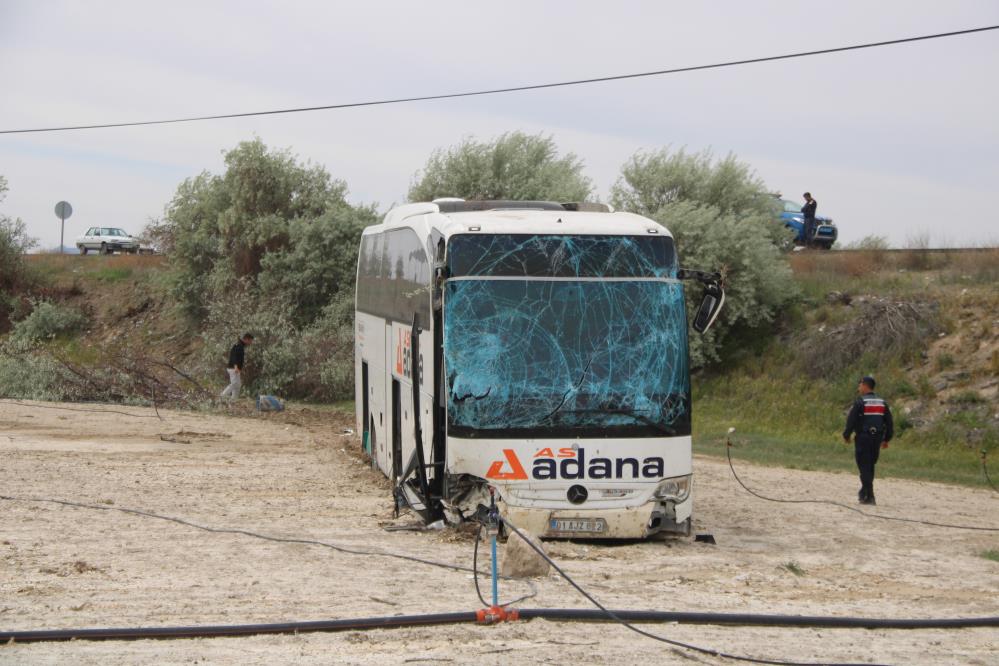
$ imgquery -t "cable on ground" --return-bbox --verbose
[0,398,163,420]
[1,26,996,135]
[3,496,997,664]
[472,523,533,608]
[725,440,999,532]
[0,494,535,603]
[500,517,876,666]
[4,607,998,645]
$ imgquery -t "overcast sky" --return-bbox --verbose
[2,1,997,250]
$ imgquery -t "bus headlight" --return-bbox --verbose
[654,475,691,502]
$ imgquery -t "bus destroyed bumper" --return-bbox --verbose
[501,496,691,539]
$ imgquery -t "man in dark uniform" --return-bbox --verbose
[843,376,893,505]
[801,192,817,248]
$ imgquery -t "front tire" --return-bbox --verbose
[79,246,88,255]
[100,242,110,255]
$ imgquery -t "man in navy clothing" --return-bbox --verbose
[843,376,894,505]
[801,192,817,247]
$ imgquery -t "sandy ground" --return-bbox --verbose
[1,399,997,665]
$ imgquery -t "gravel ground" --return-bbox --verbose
[1,399,997,665]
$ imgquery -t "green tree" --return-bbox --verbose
[164,139,373,319]
[0,176,37,332]
[161,139,376,399]
[611,147,778,219]
[653,202,798,366]
[409,131,594,202]
[611,148,797,366]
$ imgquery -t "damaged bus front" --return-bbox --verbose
[443,232,704,538]
[355,201,723,539]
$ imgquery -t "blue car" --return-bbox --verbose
[779,199,837,249]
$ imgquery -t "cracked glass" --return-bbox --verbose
[444,234,690,439]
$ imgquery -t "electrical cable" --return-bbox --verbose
[501,518,864,666]
[1,25,996,135]
[725,442,999,532]
[4,607,998,645]
[3,500,996,661]
[514,608,999,630]
[0,612,481,643]
[472,523,534,608]
[0,494,534,602]
[0,398,162,419]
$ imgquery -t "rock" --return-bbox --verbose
[825,291,852,305]
[501,529,551,578]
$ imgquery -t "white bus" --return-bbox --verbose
[354,199,723,539]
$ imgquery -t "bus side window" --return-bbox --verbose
[357,235,376,305]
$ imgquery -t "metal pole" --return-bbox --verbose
[490,532,498,607]
[60,214,65,254]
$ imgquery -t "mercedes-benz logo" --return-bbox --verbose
[567,484,588,505]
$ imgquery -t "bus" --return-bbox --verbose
[354,199,723,539]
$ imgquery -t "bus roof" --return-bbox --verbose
[365,201,673,239]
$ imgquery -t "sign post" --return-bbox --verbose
[54,201,73,254]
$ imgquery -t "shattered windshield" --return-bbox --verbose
[444,234,690,438]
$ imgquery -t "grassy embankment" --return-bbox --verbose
[693,248,999,489]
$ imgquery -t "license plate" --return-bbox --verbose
[549,518,607,533]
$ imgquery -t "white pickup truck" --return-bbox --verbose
[76,227,141,255]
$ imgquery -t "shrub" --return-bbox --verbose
[157,139,376,400]
[9,301,87,347]
[952,390,984,405]
[612,147,777,219]
[408,131,593,202]
[200,289,355,401]
[894,379,917,398]
[607,146,798,366]
[798,299,941,380]
[163,139,370,321]
[0,175,38,332]
[936,353,955,371]
[845,235,890,251]
[649,201,798,366]
[0,354,73,400]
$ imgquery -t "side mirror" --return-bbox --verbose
[692,284,725,333]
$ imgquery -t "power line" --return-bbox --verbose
[1,25,997,136]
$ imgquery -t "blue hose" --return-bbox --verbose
[490,532,499,607]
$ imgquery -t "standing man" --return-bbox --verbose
[221,333,254,400]
[843,376,893,505]
[801,192,817,248]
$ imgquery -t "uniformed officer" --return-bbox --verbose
[843,376,893,505]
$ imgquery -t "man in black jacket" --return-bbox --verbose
[801,192,817,248]
[220,333,254,400]
[843,376,893,505]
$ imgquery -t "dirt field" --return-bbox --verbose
[1,399,997,665]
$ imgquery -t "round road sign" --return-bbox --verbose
[55,201,73,220]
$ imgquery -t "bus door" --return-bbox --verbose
[391,379,403,481]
